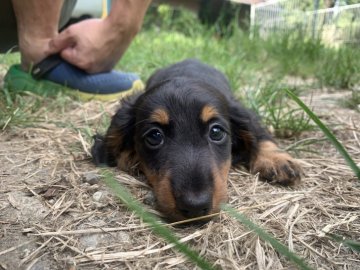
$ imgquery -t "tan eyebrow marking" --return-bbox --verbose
[150,108,170,125]
[200,105,219,123]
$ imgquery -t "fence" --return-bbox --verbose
[250,0,360,46]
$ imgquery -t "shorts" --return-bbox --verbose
[0,0,77,53]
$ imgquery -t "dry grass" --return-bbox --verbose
[0,90,359,270]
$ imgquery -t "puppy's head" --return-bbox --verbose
[100,78,232,222]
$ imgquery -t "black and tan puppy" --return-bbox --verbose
[92,59,302,222]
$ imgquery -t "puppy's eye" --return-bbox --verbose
[209,125,226,142]
[144,129,164,148]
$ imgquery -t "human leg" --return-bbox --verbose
[0,0,76,55]
[11,0,64,71]
[4,0,146,101]
[48,0,152,73]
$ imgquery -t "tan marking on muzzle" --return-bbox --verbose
[116,150,138,171]
[141,165,178,219]
[212,159,231,212]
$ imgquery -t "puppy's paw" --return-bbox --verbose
[251,141,302,186]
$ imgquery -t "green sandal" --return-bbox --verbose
[4,56,144,101]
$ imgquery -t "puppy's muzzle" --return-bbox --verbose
[176,192,212,218]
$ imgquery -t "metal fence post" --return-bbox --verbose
[312,0,320,39]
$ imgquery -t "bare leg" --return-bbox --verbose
[48,0,152,73]
[11,0,63,71]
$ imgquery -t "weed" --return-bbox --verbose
[0,5,358,269]
[2,5,356,139]
[326,233,360,253]
[243,82,312,138]
[286,88,360,179]
[340,88,360,111]
[263,32,324,77]
[0,91,45,130]
[103,169,315,270]
[315,46,360,89]
[102,169,215,270]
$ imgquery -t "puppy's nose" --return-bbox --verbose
[177,193,212,218]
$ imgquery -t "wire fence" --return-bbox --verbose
[250,0,360,46]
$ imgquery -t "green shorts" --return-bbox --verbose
[0,0,77,53]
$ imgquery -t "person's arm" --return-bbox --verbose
[48,0,152,73]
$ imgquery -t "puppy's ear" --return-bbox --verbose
[91,92,142,170]
[228,99,271,169]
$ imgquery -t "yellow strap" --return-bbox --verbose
[101,0,108,18]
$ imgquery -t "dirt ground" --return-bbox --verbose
[0,85,359,269]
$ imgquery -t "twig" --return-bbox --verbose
[75,231,202,263]
[294,235,338,266]
[25,252,47,270]
[19,237,53,266]
[33,226,143,236]
[0,240,35,256]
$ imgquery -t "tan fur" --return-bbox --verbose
[116,150,138,171]
[150,108,170,125]
[251,141,302,185]
[200,105,219,123]
[141,166,179,220]
[212,159,231,212]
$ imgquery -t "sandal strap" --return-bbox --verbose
[31,54,63,80]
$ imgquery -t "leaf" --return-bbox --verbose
[327,233,360,252]
[285,89,360,180]
[101,169,215,270]
[222,205,314,270]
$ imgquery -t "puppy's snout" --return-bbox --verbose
[177,192,212,218]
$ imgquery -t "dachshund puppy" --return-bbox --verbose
[92,59,302,222]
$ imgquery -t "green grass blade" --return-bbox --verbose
[285,89,360,180]
[222,205,314,270]
[101,169,215,270]
[326,233,360,252]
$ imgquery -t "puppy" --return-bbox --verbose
[92,59,302,222]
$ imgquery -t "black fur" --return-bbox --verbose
[91,59,300,221]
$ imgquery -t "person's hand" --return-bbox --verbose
[47,18,137,73]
